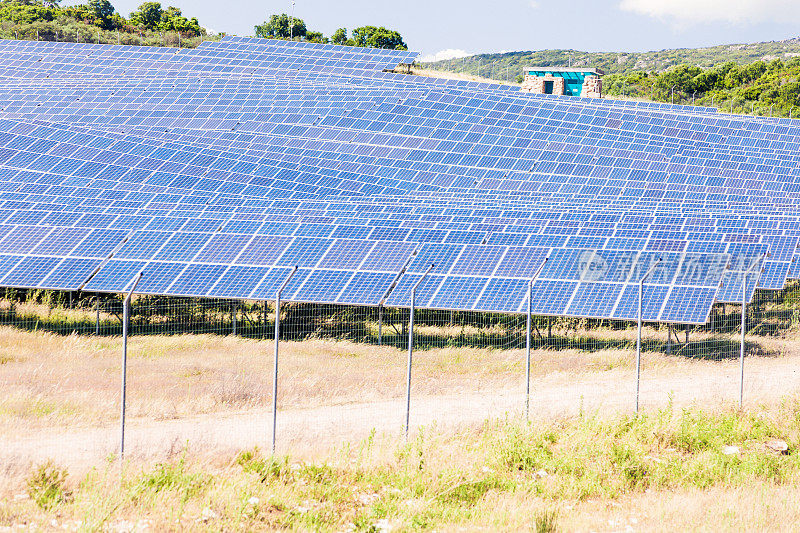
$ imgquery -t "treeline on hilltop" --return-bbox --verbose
[254,12,408,51]
[0,2,410,52]
[0,0,208,46]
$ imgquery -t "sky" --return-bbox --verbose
[64,0,800,61]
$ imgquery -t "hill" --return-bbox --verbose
[421,37,800,78]
[422,37,800,118]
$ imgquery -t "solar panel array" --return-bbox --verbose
[0,36,793,324]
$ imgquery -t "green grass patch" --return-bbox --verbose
[9,402,800,530]
[26,460,71,510]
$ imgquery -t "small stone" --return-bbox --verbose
[534,469,548,478]
[200,508,218,522]
[247,496,260,506]
[372,519,393,532]
[357,493,379,505]
[722,445,740,455]
[765,439,789,455]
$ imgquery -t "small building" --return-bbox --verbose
[520,67,603,98]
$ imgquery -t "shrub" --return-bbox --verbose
[26,460,71,510]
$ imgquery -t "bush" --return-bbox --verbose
[26,460,71,510]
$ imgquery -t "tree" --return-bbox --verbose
[129,1,162,29]
[129,2,201,35]
[305,30,327,44]
[351,25,406,50]
[331,27,347,45]
[87,0,115,29]
[254,13,306,39]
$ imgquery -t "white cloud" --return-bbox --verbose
[619,0,800,25]
[418,49,473,63]
[529,0,540,8]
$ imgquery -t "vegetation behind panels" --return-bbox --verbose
[254,12,408,50]
[0,0,207,46]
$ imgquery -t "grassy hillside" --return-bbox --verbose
[422,37,800,118]
[421,36,800,78]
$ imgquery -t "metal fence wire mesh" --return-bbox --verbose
[0,284,797,465]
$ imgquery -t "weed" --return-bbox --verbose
[298,463,337,485]
[436,478,500,506]
[132,458,211,503]
[26,460,71,510]
[610,443,649,490]
[235,448,291,482]
[534,509,558,533]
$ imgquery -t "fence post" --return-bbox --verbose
[378,305,383,345]
[526,257,548,421]
[120,272,143,461]
[272,266,298,455]
[636,258,662,415]
[232,302,237,336]
[740,254,765,409]
[95,294,100,335]
[405,264,434,441]
[666,325,672,354]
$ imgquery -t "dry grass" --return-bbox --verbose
[0,326,620,433]
[1,319,798,436]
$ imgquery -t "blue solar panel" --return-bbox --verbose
[450,245,506,276]
[428,276,489,310]
[359,241,417,272]
[384,273,445,308]
[236,235,294,266]
[31,227,90,256]
[38,257,100,289]
[613,284,670,321]
[275,237,332,268]
[83,259,147,293]
[530,280,578,315]
[475,277,529,313]
[337,271,397,305]
[134,262,189,295]
[168,263,228,296]
[406,243,463,275]
[291,269,354,302]
[317,239,375,270]
[1,256,61,287]
[207,265,270,298]
[659,286,717,324]
[567,282,624,318]
[249,266,310,301]
[0,225,51,254]
[194,233,251,263]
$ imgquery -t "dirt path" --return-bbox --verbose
[2,355,799,475]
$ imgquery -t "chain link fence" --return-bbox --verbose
[0,284,797,470]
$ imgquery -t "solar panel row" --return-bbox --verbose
[0,36,793,324]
